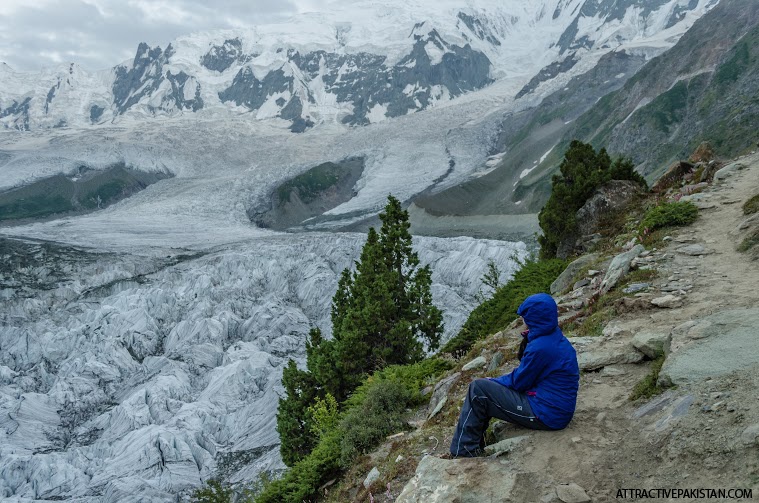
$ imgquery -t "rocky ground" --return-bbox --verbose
[333,150,759,502]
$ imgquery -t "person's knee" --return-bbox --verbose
[470,378,491,395]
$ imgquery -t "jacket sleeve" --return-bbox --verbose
[492,345,548,392]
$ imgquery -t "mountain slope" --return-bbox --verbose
[559,0,759,180]
[416,0,755,216]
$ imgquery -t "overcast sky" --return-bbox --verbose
[0,0,327,72]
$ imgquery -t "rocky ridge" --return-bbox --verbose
[329,148,759,502]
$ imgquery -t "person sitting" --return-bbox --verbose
[449,293,579,458]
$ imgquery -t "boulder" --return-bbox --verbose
[651,295,683,309]
[570,337,644,371]
[631,331,671,358]
[651,161,694,193]
[699,160,721,183]
[462,356,487,371]
[676,244,713,256]
[395,456,538,502]
[577,346,644,371]
[550,254,599,295]
[486,352,504,373]
[740,424,759,447]
[658,309,759,386]
[427,373,460,419]
[623,282,650,294]
[600,245,645,294]
[556,483,591,503]
[565,181,644,255]
[484,435,529,457]
[363,467,380,489]
[614,296,653,313]
[680,182,708,195]
[714,162,746,181]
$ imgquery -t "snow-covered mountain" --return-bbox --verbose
[1,0,716,132]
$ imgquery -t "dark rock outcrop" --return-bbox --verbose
[218,29,493,126]
[200,38,247,72]
[557,180,644,258]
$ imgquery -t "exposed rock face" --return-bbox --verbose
[659,308,759,386]
[551,253,599,295]
[575,180,644,240]
[631,331,671,358]
[600,244,645,294]
[200,38,248,72]
[218,31,493,126]
[396,456,539,502]
[113,43,205,115]
[516,53,578,99]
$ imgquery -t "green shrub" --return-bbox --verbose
[738,231,759,253]
[307,394,339,441]
[743,194,759,215]
[442,259,567,355]
[639,201,698,233]
[339,380,413,466]
[255,359,450,503]
[190,480,234,503]
[255,429,342,503]
[629,356,667,401]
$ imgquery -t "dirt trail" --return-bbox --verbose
[396,152,759,503]
[509,152,759,502]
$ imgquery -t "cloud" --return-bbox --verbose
[0,0,302,72]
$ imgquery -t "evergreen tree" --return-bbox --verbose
[312,196,443,399]
[276,195,444,464]
[538,140,647,258]
[276,359,320,467]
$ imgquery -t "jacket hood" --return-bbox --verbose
[517,293,559,340]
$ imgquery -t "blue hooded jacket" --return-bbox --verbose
[492,293,579,429]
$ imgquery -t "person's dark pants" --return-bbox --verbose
[450,378,551,457]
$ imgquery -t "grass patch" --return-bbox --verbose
[743,194,759,215]
[277,162,344,204]
[640,201,698,234]
[629,356,666,401]
[621,267,659,287]
[737,231,759,253]
[570,307,617,337]
[442,258,568,356]
[0,194,73,220]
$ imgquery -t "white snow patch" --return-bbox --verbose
[424,41,447,65]
[366,103,388,123]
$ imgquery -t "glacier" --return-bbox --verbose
[0,233,526,501]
